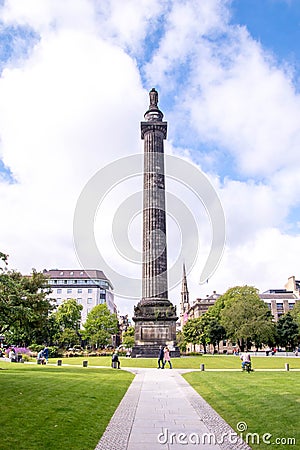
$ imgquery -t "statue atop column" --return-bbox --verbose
[149,88,158,109]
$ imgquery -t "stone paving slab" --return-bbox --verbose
[95,368,251,450]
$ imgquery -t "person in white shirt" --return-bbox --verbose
[240,352,251,369]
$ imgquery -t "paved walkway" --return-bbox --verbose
[95,368,251,450]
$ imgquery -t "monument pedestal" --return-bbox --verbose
[131,299,180,358]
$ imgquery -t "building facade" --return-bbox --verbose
[44,269,116,326]
[187,291,221,320]
[260,289,298,321]
[284,276,300,297]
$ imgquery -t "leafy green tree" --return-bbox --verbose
[290,301,300,330]
[182,317,207,353]
[176,330,187,352]
[219,286,275,351]
[122,326,135,349]
[54,299,83,332]
[0,252,8,266]
[83,304,118,348]
[276,312,299,350]
[53,299,83,347]
[0,268,53,345]
[205,316,226,353]
[56,328,81,348]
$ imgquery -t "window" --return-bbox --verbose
[57,298,62,305]
[57,289,62,294]
[100,293,106,299]
[77,288,82,294]
[87,298,93,304]
[67,288,72,294]
[88,288,93,293]
[77,298,82,304]
[276,303,283,310]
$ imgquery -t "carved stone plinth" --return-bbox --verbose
[131,299,180,358]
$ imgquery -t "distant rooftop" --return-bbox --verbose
[260,292,297,300]
[43,269,113,289]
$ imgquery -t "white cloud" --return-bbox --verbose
[0,6,146,286]
[0,0,300,318]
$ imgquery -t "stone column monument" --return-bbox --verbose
[131,88,180,358]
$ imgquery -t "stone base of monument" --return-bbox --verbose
[131,344,180,358]
[131,299,181,358]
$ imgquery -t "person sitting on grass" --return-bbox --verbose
[240,352,251,369]
[111,351,120,369]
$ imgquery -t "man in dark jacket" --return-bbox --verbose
[157,345,165,369]
[112,351,120,369]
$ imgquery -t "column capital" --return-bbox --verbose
[141,122,167,139]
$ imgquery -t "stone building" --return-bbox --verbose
[260,289,298,321]
[187,291,221,320]
[284,275,300,297]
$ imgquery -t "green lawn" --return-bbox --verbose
[183,371,300,450]
[48,354,300,370]
[1,357,299,450]
[0,361,133,450]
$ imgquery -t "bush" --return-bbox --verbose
[28,344,59,358]
[5,346,31,356]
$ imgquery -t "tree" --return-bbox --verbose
[182,317,207,353]
[83,304,118,348]
[122,326,135,349]
[0,252,8,266]
[290,301,300,330]
[219,286,275,351]
[56,328,81,348]
[54,299,83,332]
[53,299,83,348]
[204,316,226,353]
[176,331,187,352]
[276,312,299,350]
[0,268,53,345]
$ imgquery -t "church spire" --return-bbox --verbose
[180,262,190,328]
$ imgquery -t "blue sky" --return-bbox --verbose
[232,0,300,77]
[0,0,300,315]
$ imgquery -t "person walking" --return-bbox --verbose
[157,345,165,369]
[43,346,49,362]
[164,346,172,369]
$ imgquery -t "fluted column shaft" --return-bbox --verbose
[141,121,168,301]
